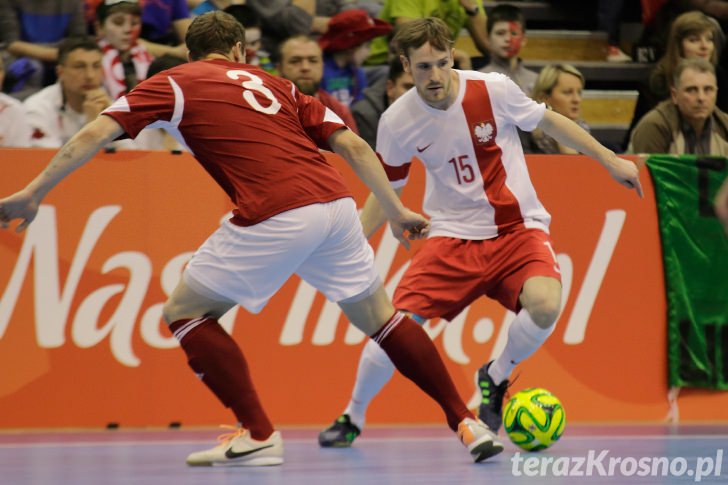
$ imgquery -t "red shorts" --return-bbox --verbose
[393,228,562,321]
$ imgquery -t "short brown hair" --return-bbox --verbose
[673,57,716,87]
[487,4,525,35]
[277,34,321,63]
[58,36,102,65]
[185,11,246,61]
[392,17,454,59]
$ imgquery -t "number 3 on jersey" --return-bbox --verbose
[227,69,281,115]
[448,155,475,185]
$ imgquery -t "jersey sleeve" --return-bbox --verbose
[375,114,411,189]
[101,74,176,139]
[503,76,546,132]
[295,88,347,151]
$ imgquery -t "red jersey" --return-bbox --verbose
[103,59,352,226]
[317,89,359,135]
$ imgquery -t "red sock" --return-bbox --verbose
[169,317,274,440]
[371,312,474,431]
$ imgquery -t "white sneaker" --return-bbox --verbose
[607,45,632,62]
[186,426,284,466]
[457,417,504,463]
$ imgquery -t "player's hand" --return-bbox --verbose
[388,208,430,250]
[606,156,643,198]
[0,189,41,233]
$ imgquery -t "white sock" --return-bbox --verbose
[343,338,395,430]
[489,309,555,385]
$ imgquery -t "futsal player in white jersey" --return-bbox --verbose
[319,17,643,447]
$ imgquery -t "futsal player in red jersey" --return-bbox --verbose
[0,11,502,466]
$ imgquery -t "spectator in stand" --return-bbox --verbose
[94,0,154,100]
[626,10,727,149]
[365,0,489,69]
[599,0,632,62]
[318,9,392,106]
[640,0,728,63]
[315,0,382,18]
[86,0,188,60]
[629,57,728,155]
[277,34,359,133]
[23,36,112,148]
[0,54,32,147]
[0,0,87,93]
[191,0,330,57]
[224,4,276,73]
[141,0,192,47]
[478,3,538,95]
[524,64,590,155]
[649,11,726,111]
[0,0,86,62]
[351,57,413,148]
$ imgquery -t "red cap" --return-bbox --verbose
[318,10,392,53]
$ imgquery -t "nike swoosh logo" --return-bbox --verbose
[225,444,274,459]
[416,143,433,153]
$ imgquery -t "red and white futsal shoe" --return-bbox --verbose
[457,417,504,463]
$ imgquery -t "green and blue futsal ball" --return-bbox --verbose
[503,387,566,451]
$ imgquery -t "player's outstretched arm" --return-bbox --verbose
[0,115,124,232]
[359,186,405,239]
[715,176,728,234]
[328,128,429,248]
[537,109,644,198]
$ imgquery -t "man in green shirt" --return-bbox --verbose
[367,0,488,66]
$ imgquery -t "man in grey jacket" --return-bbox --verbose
[629,57,728,156]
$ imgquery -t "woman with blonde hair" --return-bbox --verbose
[525,63,589,154]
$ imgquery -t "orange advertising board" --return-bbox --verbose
[0,149,726,428]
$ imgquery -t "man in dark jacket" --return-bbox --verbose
[351,57,413,148]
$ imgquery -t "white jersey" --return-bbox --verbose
[377,70,551,240]
[24,83,86,148]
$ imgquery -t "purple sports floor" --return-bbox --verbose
[2,424,726,484]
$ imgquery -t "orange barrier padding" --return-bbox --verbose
[1,149,726,428]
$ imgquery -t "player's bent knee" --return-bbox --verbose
[529,303,560,329]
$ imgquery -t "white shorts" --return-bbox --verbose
[183,197,380,314]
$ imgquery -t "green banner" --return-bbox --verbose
[647,155,728,389]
